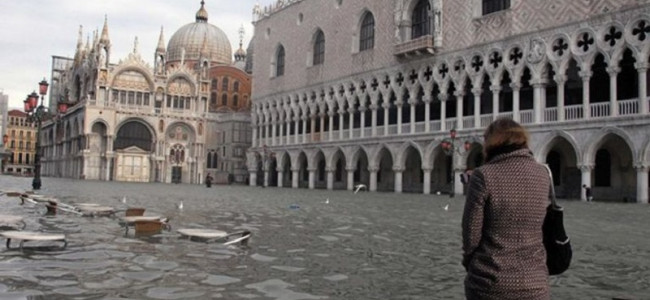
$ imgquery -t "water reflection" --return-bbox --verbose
[0,175,649,299]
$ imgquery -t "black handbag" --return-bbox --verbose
[542,165,572,275]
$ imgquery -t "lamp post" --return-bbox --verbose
[23,78,54,190]
[441,128,472,198]
[1,134,8,173]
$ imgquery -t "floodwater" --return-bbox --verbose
[0,175,649,300]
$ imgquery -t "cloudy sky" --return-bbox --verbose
[0,0,263,109]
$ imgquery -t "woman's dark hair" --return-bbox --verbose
[483,118,530,162]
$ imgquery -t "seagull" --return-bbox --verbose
[325,198,330,204]
[444,204,449,211]
[177,201,184,210]
[436,191,441,195]
[121,196,127,204]
[354,184,367,194]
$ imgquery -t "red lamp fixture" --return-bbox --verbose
[57,101,69,114]
[24,92,38,112]
[2,134,8,145]
[38,78,49,96]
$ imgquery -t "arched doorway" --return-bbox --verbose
[353,148,370,188]
[280,153,292,188]
[331,149,347,190]
[403,146,423,193]
[591,134,634,201]
[432,145,452,194]
[544,136,579,198]
[376,147,394,192]
[314,151,326,189]
[297,152,308,188]
[114,120,154,183]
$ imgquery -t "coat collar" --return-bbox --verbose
[486,148,533,164]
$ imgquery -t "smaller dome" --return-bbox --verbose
[196,1,208,22]
[234,47,246,61]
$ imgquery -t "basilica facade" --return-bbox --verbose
[40,1,252,184]
[248,0,650,203]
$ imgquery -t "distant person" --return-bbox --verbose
[205,173,213,188]
[582,184,593,202]
[462,118,550,299]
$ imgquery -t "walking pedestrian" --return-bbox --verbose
[205,173,213,188]
[582,184,593,202]
[462,118,550,300]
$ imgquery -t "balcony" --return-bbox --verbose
[395,35,435,58]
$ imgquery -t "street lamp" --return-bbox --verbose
[441,128,472,198]
[23,78,54,190]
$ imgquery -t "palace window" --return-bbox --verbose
[211,79,218,90]
[412,0,431,39]
[360,12,375,51]
[222,94,228,106]
[234,81,240,92]
[276,45,286,76]
[233,95,239,107]
[222,77,229,91]
[313,30,325,65]
[483,0,510,15]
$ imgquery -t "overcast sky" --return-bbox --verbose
[0,0,262,109]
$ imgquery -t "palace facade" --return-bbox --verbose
[248,0,650,203]
[40,1,252,184]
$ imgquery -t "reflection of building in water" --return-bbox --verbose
[41,1,252,184]
[247,0,650,203]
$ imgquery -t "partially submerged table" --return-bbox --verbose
[0,230,67,251]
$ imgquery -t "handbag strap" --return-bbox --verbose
[543,164,559,209]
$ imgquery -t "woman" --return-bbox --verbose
[462,119,550,299]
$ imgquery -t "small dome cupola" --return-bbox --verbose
[196,1,208,23]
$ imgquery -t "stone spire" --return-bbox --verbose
[200,32,209,58]
[156,26,166,53]
[133,36,139,54]
[76,25,84,51]
[196,0,208,23]
[99,15,110,46]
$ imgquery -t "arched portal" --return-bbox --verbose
[331,149,347,190]
[314,151,326,189]
[377,147,394,192]
[432,146,452,194]
[297,152,308,188]
[113,120,155,183]
[353,148,370,188]
[590,134,634,201]
[403,146,423,193]
[268,157,278,187]
[544,136,579,198]
[255,153,264,186]
[279,153,292,187]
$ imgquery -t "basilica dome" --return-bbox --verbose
[166,1,232,65]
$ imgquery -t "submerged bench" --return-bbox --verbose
[177,228,252,246]
[1,230,67,251]
[0,215,26,230]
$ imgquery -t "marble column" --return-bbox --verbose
[348,108,355,139]
[607,67,619,117]
[634,165,648,203]
[302,117,308,144]
[292,168,299,188]
[424,97,431,132]
[263,170,269,187]
[555,76,566,121]
[455,92,464,129]
[422,168,432,195]
[360,107,366,138]
[369,167,378,192]
[326,169,334,190]
[397,102,403,134]
[339,110,345,140]
[581,72,592,119]
[383,104,390,136]
[440,94,447,131]
[580,165,593,201]
[511,83,521,122]
[394,167,403,193]
[277,168,284,188]
[472,89,481,128]
[278,122,284,146]
[271,122,277,146]
[637,64,648,114]
[308,168,316,189]
[320,113,326,141]
[371,105,378,137]
[491,85,501,120]
[409,99,416,134]
[252,126,258,148]
[328,112,335,141]
[294,118,300,144]
[347,168,355,191]
[533,82,545,123]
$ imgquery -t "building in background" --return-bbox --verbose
[40,1,252,184]
[4,109,37,175]
[247,0,650,203]
[0,92,10,172]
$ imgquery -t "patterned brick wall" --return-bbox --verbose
[443,0,650,51]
